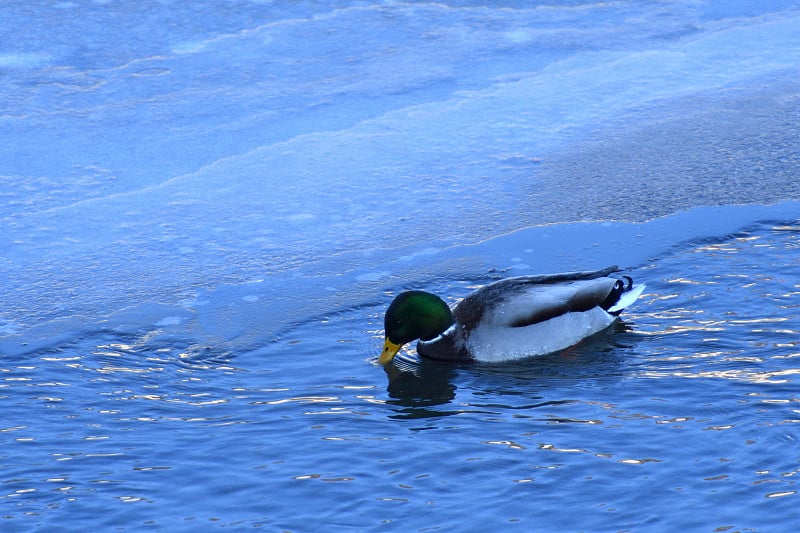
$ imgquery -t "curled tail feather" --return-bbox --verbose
[601,276,644,315]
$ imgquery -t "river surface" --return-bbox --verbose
[2,1,799,531]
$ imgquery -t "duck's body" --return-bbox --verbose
[380,266,645,365]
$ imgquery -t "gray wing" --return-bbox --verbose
[453,266,621,330]
[487,266,620,286]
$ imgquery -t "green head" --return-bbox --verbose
[379,290,454,365]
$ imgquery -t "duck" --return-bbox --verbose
[379,265,645,365]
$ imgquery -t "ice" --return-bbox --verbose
[1,1,799,352]
[155,316,184,327]
[0,52,50,68]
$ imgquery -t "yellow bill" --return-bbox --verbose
[378,338,402,366]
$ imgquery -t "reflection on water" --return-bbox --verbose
[381,319,633,420]
[383,359,458,417]
[628,225,800,385]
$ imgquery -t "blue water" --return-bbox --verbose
[3,216,800,531]
[2,1,800,531]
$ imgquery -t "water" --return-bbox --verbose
[3,218,800,531]
[2,0,800,531]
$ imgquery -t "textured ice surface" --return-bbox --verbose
[1,1,799,352]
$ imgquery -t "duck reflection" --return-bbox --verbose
[381,321,633,420]
[382,353,459,418]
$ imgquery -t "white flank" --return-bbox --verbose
[467,307,616,363]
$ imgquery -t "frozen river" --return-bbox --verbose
[2,1,799,530]
[2,0,799,351]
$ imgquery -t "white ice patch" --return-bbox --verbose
[156,316,183,327]
[467,307,615,363]
[285,213,315,224]
[0,52,50,68]
[356,271,390,282]
[171,41,209,54]
[399,248,439,262]
[504,29,534,45]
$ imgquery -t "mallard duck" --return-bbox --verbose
[379,266,645,365]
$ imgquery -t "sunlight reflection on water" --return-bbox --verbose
[625,226,800,388]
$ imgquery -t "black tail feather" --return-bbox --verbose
[600,276,633,315]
